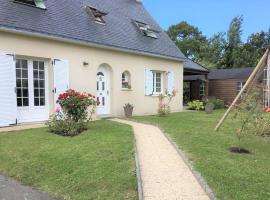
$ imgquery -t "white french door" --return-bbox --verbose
[16,58,49,123]
[96,69,110,116]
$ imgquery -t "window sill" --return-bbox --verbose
[121,88,132,91]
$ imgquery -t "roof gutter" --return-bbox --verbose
[0,26,185,62]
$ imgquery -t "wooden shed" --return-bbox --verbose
[208,68,254,105]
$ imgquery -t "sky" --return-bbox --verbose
[143,0,270,42]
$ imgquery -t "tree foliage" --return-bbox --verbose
[167,17,270,69]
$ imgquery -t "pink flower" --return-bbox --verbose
[55,107,61,113]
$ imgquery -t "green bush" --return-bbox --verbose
[47,115,88,137]
[187,100,204,111]
[207,98,225,109]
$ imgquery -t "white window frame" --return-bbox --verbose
[122,71,130,89]
[237,81,245,93]
[199,81,205,98]
[152,71,163,95]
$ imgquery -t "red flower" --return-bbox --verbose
[264,107,270,113]
[93,95,96,99]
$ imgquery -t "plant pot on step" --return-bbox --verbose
[205,103,214,114]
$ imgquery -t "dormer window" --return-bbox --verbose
[135,21,158,39]
[86,6,107,25]
[14,0,46,9]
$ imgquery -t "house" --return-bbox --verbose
[184,67,255,104]
[183,59,209,103]
[0,0,186,127]
[208,68,254,104]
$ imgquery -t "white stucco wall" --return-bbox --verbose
[0,31,183,118]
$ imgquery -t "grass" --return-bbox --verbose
[133,110,270,200]
[0,120,137,200]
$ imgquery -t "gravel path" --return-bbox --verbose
[0,175,56,200]
[111,119,210,200]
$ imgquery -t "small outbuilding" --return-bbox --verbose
[208,68,254,104]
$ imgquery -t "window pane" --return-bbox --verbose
[34,89,39,97]
[34,80,39,88]
[16,60,20,69]
[16,69,21,78]
[40,98,45,106]
[17,98,22,107]
[40,89,45,97]
[23,98,29,106]
[39,71,45,79]
[16,79,21,87]
[33,70,38,79]
[39,80,45,88]
[22,79,28,87]
[22,89,28,97]
[21,60,28,69]
[17,89,22,97]
[34,98,40,106]
[39,62,44,70]
[22,69,28,78]
[33,61,39,70]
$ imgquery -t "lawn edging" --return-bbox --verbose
[134,131,144,200]
[128,118,218,200]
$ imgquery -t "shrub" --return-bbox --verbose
[187,100,204,111]
[158,89,177,116]
[47,114,88,137]
[205,102,215,114]
[46,89,99,136]
[207,98,225,109]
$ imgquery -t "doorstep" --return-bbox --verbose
[0,122,46,133]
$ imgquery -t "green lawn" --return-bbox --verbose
[0,120,137,200]
[133,110,270,200]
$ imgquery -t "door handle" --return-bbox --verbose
[107,90,109,95]
[52,88,56,93]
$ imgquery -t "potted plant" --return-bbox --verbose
[124,103,134,118]
[205,102,214,114]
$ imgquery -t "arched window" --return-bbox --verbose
[122,71,131,89]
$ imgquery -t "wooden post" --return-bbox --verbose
[215,48,269,131]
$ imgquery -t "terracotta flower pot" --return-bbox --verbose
[205,104,214,114]
[124,107,133,118]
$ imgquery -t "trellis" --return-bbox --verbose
[215,47,270,131]
[263,54,270,107]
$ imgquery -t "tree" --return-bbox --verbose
[198,32,226,68]
[167,21,208,60]
[220,16,243,68]
[166,17,270,69]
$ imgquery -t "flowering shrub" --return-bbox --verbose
[158,89,177,116]
[187,100,204,111]
[57,89,98,122]
[47,89,99,136]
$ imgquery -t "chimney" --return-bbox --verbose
[136,0,142,3]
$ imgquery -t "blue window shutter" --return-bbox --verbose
[144,68,153,96]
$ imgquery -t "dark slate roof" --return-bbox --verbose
[183,59,209,72]
[184,75,206,81]
[208,67,254,80]
[0,0,185,61]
